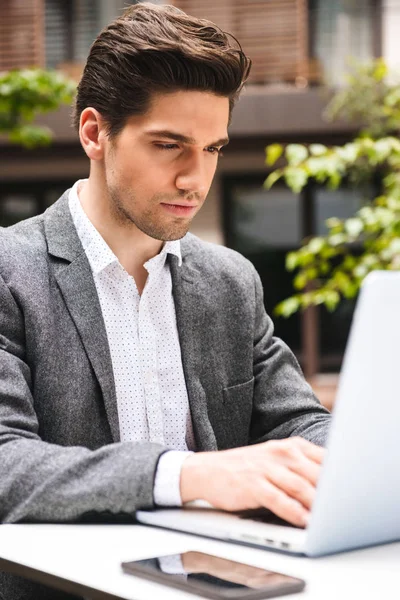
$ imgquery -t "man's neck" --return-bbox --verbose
[78,178,163,278]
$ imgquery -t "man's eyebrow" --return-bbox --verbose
[145,130,229,147]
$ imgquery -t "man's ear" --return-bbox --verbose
[79,107,107,160]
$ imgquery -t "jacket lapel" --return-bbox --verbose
[44,195,216,449]
[170,245,218,452]
[44,193,120,442]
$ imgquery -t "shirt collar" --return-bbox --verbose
[68,179,182,275]
[68,180,117,275]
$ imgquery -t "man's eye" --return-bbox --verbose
[155,143,179,150]
[206,147,223,155]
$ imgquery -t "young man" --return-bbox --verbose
[0,3,330,597]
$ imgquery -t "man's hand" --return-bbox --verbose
[180,437,324,527]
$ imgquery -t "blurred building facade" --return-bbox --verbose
[0,0,395,375]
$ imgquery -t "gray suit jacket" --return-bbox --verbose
[0,191,330,526]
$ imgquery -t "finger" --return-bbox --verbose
[266,466,316,510]
[256,479,309,528]
[288,450,324,488]
[291,437,325,464]
[268,439,323,487]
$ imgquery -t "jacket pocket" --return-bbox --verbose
[223,377,255,405]
[216,377,254,449]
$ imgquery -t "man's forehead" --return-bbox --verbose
[123,91,230,142]
[148,90,228,120]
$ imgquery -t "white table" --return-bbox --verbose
[0,524,399,599]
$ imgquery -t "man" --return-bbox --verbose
[0,3,330,598]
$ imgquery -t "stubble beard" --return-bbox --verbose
[108,186,195,241]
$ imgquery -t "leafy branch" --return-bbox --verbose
[265,138,400,317]
[264,59,400,318]
[0,68,76,148]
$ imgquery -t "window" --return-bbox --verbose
[44,0,138,69]
[0,181,76,227]
[228,182,302,253]
[315,187,365,235]
[223,175,303,356]
[223,174,375,371]
[309,0,377,86]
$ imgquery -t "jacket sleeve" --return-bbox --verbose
[250,266,331,447]
[0,273,166,524]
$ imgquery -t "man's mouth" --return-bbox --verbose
[160,203,198,216]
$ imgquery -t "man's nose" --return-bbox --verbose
[175,154,208,198]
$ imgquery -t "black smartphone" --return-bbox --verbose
[121,551,305,600]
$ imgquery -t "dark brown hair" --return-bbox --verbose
[72,2,251,137]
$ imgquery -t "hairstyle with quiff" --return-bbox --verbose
[72,2,251,137]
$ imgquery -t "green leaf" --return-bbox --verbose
[286,252,299,271]
[325,217,344,232]
[385,88,400,107]
[373,58,388,81]
[354,264,369,278]
[0,68,76,149]
[329,233,347,246]
[324,290,340,311]
[285,144,308,166]
[335,143,359,163]
[389,238,400,253]
[309,144,327,156]
[307,237,325,254]
[375,138,396,161]
[8,125,52,148]
[333,271,352,294]
[264,170,283,189]
[319,260,330,275]
[274,297,300,318]
[328,171,342,189]
[284,167,308,193]
[293,272,308,290]
[344,218,364,238]
[342,255,357,270]
[265,144,283,166]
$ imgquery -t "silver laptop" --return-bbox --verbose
[137,271,400,557]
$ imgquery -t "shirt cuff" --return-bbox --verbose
[153,450,193,507]
[158,553,187,575]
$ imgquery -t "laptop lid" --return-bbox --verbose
[138,271,400,557]
[305,271,400,555]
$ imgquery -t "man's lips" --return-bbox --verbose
[160,203,198,216]
[161,202,198,207]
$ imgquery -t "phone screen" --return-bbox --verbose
[122,551,305,599]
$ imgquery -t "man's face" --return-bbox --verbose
[102,90,230,241]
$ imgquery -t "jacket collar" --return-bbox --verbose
[44,191,120,441]
[45,191,85,262]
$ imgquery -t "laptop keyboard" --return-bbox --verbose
[236,508,300,528]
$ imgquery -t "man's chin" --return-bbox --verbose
[147,224,191,242]
[160,230,189,242]
[133,214,192,242]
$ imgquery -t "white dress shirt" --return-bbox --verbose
[68,180,195,506]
